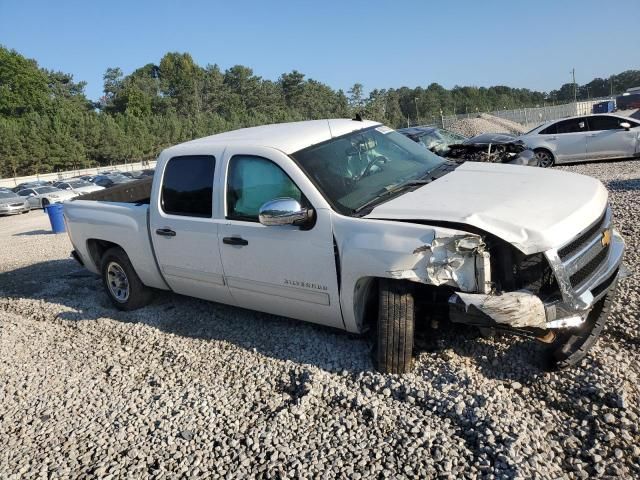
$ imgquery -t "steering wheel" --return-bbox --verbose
[357,155,388,180]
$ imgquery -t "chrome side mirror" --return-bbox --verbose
[620,121,631,130]
[259,198,312,226]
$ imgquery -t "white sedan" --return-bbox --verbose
[520,114,640,167]
[54,179,104,195]
[17,186,78,208]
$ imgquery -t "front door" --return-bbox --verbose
[149,154,233,304]
[218,150,343,328]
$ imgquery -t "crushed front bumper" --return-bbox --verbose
[450,211,624,331]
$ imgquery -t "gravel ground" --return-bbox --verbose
[448,113,528,137]
[1,161,640,479]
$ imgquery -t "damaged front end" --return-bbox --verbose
[446,134,538,166]
[443,207,625,343]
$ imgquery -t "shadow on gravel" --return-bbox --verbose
[607,178,640,191]
[0,258,371,373]
[14,229,55,236]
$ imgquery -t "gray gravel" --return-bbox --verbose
[1,161,640,479]
[448,113,528,137]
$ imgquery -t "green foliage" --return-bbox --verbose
[0,44,637,177]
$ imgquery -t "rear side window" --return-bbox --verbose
[555,118,587,134]
[539,124,557,135]
[588,116,626,131]
[161,155,215,217]
[226,155,302,221]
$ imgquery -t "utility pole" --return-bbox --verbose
[414,97,419,125]
[572,68,577,103]
[610,76,614,97]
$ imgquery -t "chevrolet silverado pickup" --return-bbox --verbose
[64,119,625,373]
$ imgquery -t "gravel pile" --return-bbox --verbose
[448,113,528,137]
[1,161,639,478]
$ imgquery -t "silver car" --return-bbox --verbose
[0,190,30,215]
[520,114,640,167]
[17,186,77,208]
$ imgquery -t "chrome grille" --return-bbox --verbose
[558,210,607,259]
[10,203,24,207]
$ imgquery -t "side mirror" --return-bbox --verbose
[29,193,35,197]
[259,198,312,227]
[620,122,631,130]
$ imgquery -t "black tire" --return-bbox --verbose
[534,149,555,168]
[548,281,617,369]
[100,246,153,311]
[377,279,415,374]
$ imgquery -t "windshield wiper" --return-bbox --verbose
[352,162,457,215]
[352,179,432,214]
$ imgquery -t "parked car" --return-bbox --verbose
[398,126,467,155]
[12,180,51,192]
[519,114,640,167]
[65,119,623,374]
[54,179,104,195]
[17,185,77,208]
[399,126,537,166]
[92,174,134,188]
[0,190,30,215]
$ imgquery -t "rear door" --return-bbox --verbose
[548,117,588,163]
[149,154,234,304]
[586,115,639,160]
[217,146,343,328]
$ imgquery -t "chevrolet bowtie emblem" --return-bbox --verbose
[601,229,612,247]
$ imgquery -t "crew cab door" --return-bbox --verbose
[217,147,343,328]
[585,115,639,160]
[149,154,234,304]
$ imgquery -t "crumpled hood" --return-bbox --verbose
[366,162,608,254]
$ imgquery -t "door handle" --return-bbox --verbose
[155,228,176,237]
[548,136,558,140]
[223,236,248,246]
[588,133,598,137]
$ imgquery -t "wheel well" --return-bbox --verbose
[86,239,120,270]
[534,147,554,158]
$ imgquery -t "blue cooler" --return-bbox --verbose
[44,203,66,233]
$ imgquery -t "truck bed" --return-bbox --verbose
[81,177,152,203]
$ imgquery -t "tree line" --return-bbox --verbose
[1,46,638,177]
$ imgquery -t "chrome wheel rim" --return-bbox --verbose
[107,262,129,302]
[535,151,553,168]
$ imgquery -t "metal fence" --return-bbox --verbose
[441,96,615,130]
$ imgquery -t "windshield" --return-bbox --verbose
[35,186,59,194]
[291,126,444,215]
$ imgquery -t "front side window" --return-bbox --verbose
[35,187,58,194]
[555,118,587,134]
[588,115,627,131]
[291,126,444,215]
[18,189,34,196]
[161,155,215,217]
[226,155,302,221]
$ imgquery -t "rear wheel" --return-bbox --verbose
[535,149,555,168]
[376,279,415,374]
[101,247,153,310]
[548,282,617,369]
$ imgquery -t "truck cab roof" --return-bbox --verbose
[166,119,381,156]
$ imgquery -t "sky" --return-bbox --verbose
[1,0,638,101]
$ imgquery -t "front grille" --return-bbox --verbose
[10,203,24,207]
[570,245,610,288]
[558,210,607,259]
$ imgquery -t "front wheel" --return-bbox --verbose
[101,247,154,311]
[534,149,555,168]
[376,279,415,374]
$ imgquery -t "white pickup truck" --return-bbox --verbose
[64,119,624,373]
